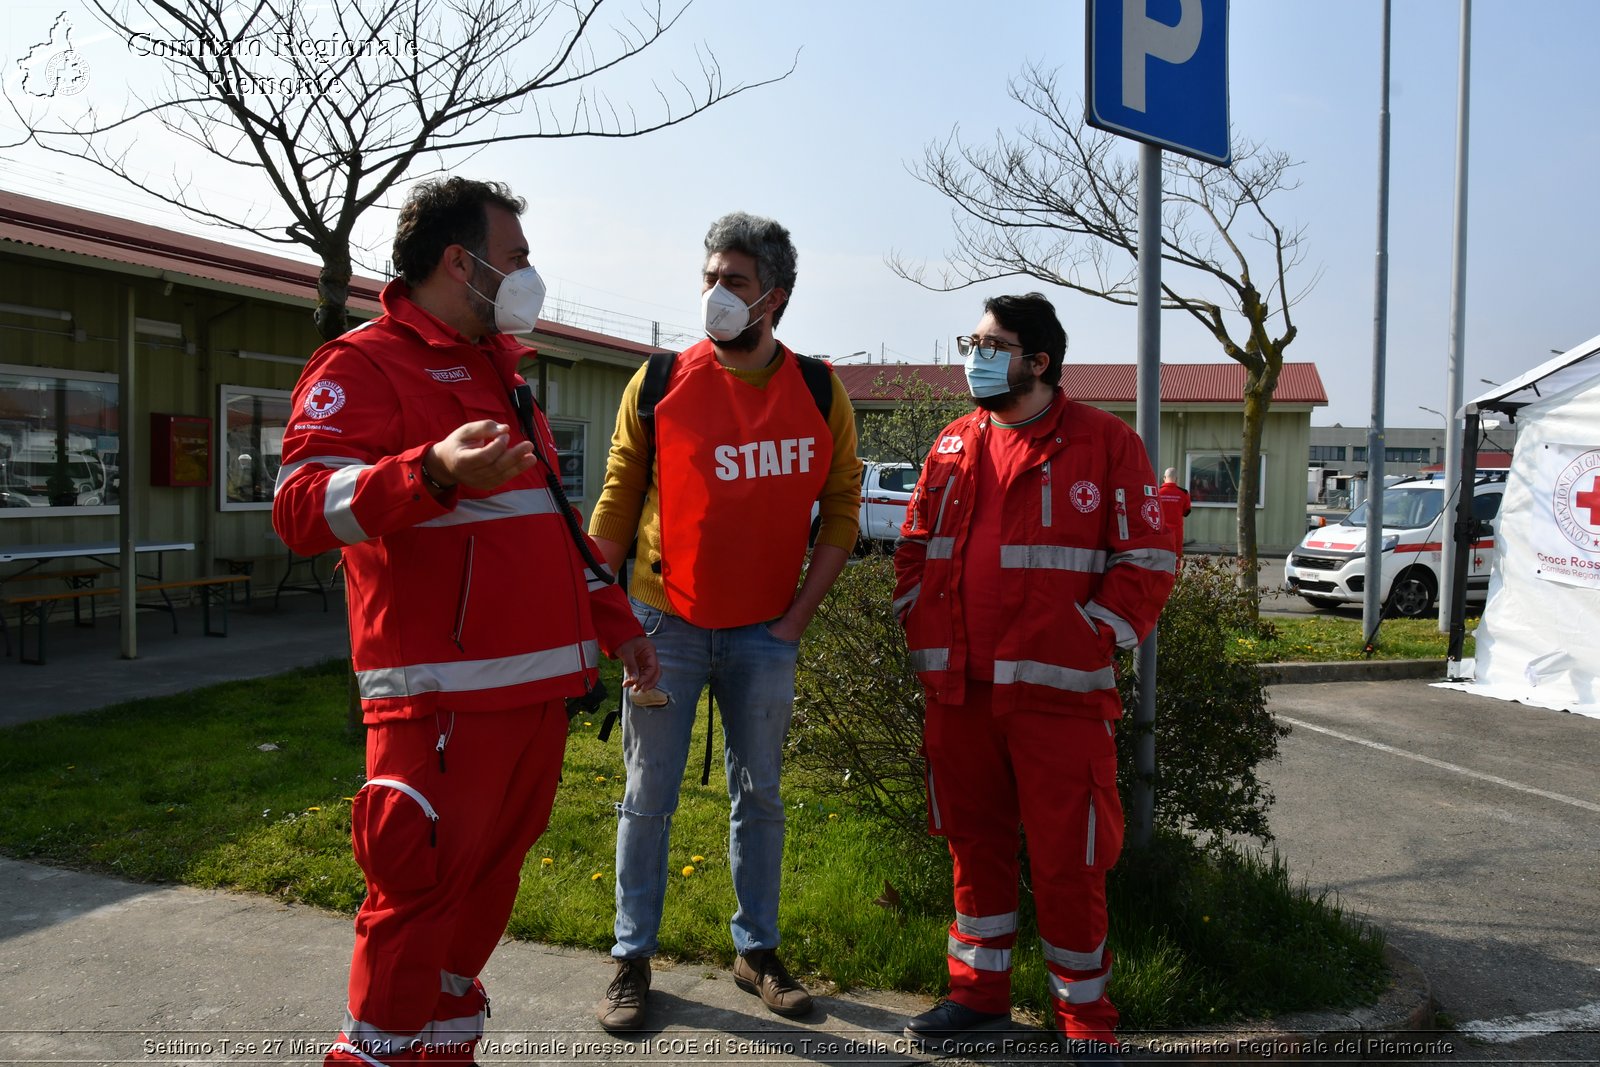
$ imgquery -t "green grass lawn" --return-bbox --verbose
[0,657,1386,1029]
[1247,615,1477,662]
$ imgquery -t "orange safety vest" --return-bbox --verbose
[654,341,832,628]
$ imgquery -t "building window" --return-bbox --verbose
[219,385,293,511]
[1385,446,1430,465]
[1309,445,1346,463]
[0,364,118,515]
[1352,447,1368,463]
[1185,451,1267,509]
[548,420,586,501]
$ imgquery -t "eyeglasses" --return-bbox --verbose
[955,335,1025,360]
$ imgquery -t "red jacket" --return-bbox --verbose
[272,281,640,723]
[894,394,1176,719]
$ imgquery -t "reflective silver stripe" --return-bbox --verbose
[908,647,950,673]
[440,970,475,997]
[992,659,1116,692]
[1000,545,1107,573]
[324,464,372,545]
[1109,546,1178,574]
[429,1009,486,1045]
[585,561,617,592]
[330,1042,387,1067]
[1115,487,1129,541]
[956,910,1018,939]
[947,934,1011,973]
[892,583,920,618]
[357,640,601,699]
[1086,795,1097,866]
[275,454,365,491]
[341,1014,424,1057]
[931,476,956,533]
[1085,602,1137,649]
[417,488,559,528]
[1041,460,1052,527]
[1049,966,1112,1005]
[926,536,956,559]
[1041,936,1105,972]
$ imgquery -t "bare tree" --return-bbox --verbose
[10,0,791,340]
[891,64,1317,579]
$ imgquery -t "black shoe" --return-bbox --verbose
[903,999,1010,1044]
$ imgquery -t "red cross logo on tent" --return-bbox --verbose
[303,379,346,420]
[1578,475,1600,526]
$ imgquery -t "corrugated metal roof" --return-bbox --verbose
[834,361,1328,405]
[0,189,666,357]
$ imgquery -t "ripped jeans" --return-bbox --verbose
[611,597,799,960]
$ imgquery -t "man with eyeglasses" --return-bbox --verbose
[893,293,1175,1061]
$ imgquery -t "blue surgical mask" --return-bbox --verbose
[963,348,1021,398]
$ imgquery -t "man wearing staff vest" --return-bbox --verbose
[587,212,862,1031]
[894,293,1175,1061]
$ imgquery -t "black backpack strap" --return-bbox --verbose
[700,691,716,786]
[637,350,678,471]
[791,352,835,421]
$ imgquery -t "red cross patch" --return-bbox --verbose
[303,379,346,420]
[1070,480,1101,513]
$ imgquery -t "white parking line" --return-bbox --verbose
[1278,717,1600,815]
[1459,1000,1600,1043]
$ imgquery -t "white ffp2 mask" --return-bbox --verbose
[701,282,772,342]
[468,252,547,334]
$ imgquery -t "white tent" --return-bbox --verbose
[1442,334,1600,717]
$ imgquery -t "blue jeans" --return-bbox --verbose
[611,597,799,959]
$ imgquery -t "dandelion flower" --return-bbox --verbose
[691,855,705,864]
[595,775,608,783]
[541,857,553,866]
[1202,915,1211,923]
[592,872,604,881]
[306,806,322,813]
[682,865,696,877]
[828,813,838,820]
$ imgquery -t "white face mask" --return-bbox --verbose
[701,281,772,342]
[467,251,547,334]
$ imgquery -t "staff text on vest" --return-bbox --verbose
[714,438,817,481]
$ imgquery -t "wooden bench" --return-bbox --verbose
[0,567,117,631]
[4,574,249,665]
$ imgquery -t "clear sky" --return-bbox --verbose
[3,0,1597,427]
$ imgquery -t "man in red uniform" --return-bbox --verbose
[894,293,1175,1061]
[1157,467,1193,554]
[273,177,658,1067]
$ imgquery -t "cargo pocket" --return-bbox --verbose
[352,776,441,894]
[1083,756,1123,871]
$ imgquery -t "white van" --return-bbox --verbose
[1283,474,1504,617]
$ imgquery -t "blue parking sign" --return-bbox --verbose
[1087,0,1231,166]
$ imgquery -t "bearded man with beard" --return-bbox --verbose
[893,293,1175,1063]
[586,212,861,1032]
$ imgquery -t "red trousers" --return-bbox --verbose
[924,684,1123,1042]
[326,701,567,1066]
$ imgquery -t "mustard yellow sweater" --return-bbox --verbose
[588,350,862,614]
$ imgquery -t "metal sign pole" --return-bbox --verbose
[1439,0,1473,632]
[1363,0,1393,647]
[1133,143,1162,851]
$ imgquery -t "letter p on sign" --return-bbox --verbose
[1087,0,1230,166]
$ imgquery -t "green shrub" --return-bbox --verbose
[1117,554,1287,843]
[792,554,1285,845]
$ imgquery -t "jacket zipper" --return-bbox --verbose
[450,535,476,652]
[364,777,440,847]
[1041,460,1052,527]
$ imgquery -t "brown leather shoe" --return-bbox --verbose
[596,957,651,1032]
[732,948,814,1017]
